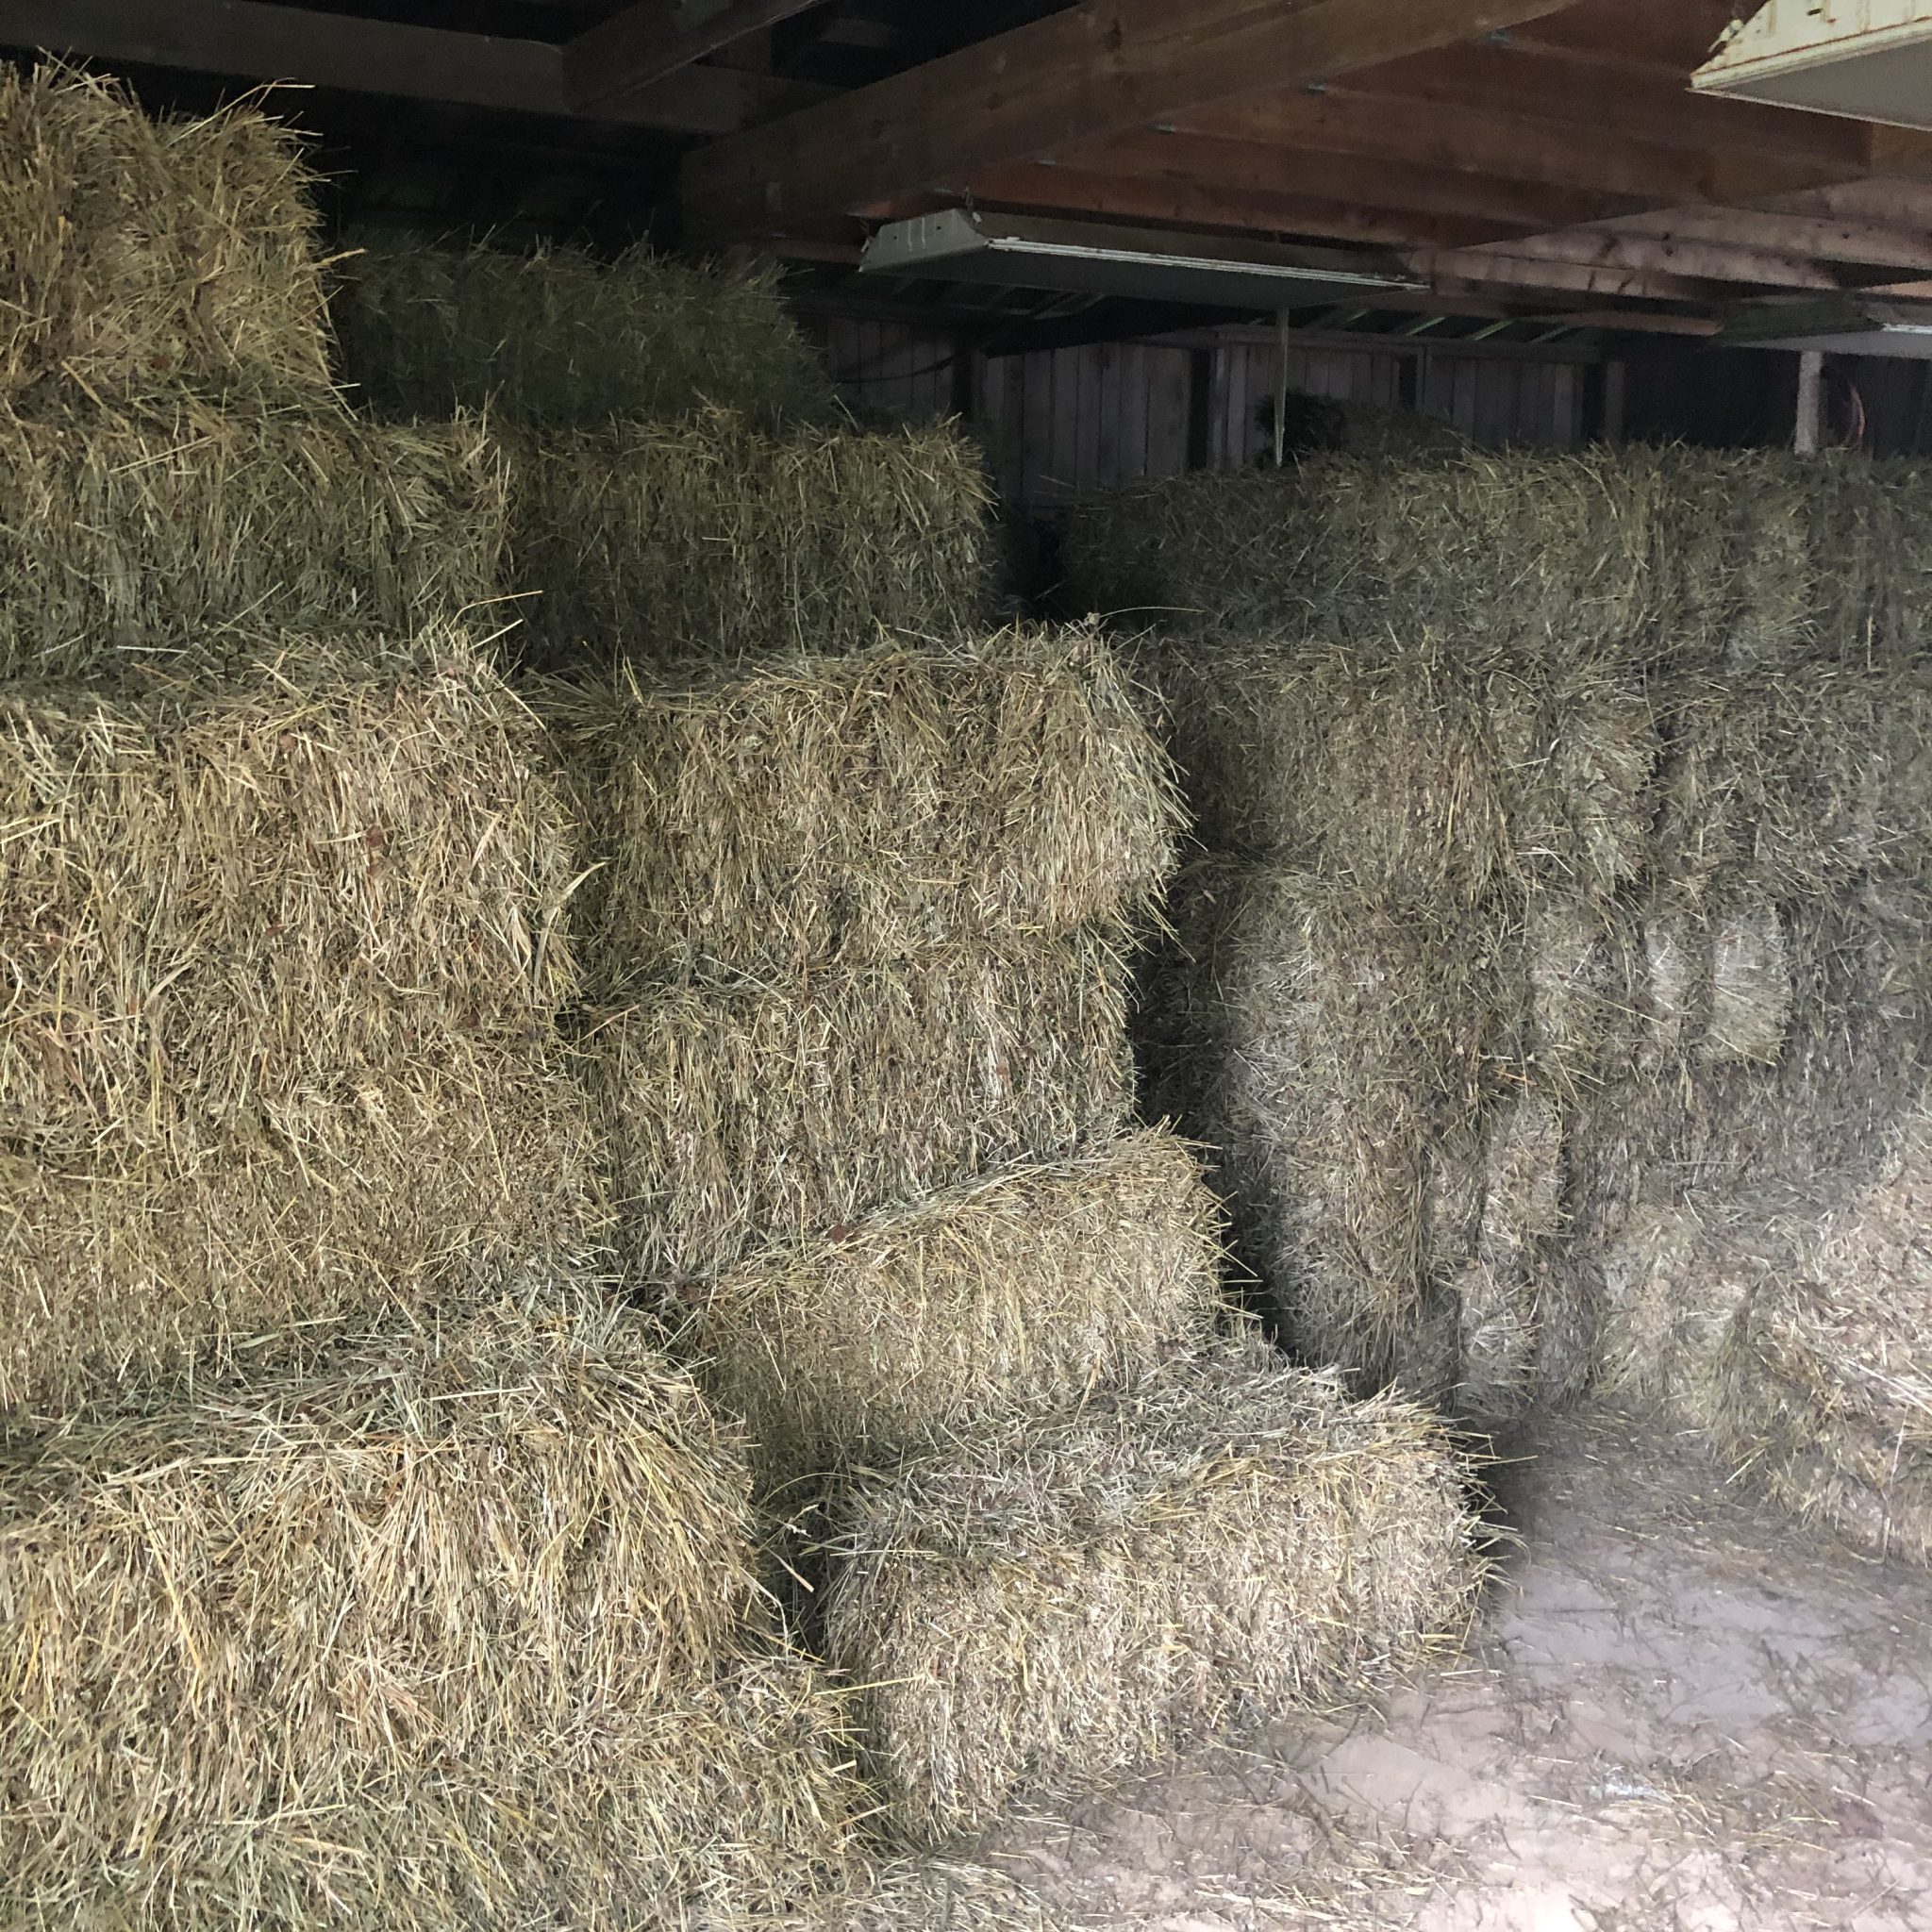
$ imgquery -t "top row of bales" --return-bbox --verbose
[0,64,991,686]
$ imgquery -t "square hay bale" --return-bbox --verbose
[686,1129,1227,1486]
[0,633,599,1416]
[1,1051,598,1420]
[0,1292,868,1929]
[506,412,994,670]
[1,633,578,1170]
[593,933,1135,1286]
[0,66,331,408]
[0,405,507,677]
[1141,859,1508,1401]
[547,625,1180,977]
[820,1341,1484,1843]
[1064,448,1932,671]
[1134,632,1655,901]
[330,231,835,430]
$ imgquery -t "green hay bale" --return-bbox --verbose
[594,932,1135,1286]
[1133,632,1655,901]
[0,65,331,408]
[331,232,836,430]
[0,403,507,678]
[0,633,597,1417]
[506,412,994,671]
[1141,858,1507,1404]
[1066,447,1932,671]
[687,1129,1227,1487]
[0,1291,867,1928]
[546,625,1180,977]
[820,1341,1484,1844]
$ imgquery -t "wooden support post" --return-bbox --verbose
[1274,310,1292,468]
[1602,358,1627,444]
[1796,348,1824,456]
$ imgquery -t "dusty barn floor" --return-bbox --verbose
[966,1409,1932,1932]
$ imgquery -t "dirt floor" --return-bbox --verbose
[956,1407,1932,1931]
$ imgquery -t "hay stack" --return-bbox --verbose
[686,1129,1225,1484]
[0,405,507,678]
[507,413,993,669]
[0,67,331,408]
[821,1341,1483,1844]
[594,932,1135,1286]
[331,232,836,430]
[1064,447,1932,670]
[550,625,1181,976]
[0,1291,865,1929]
[0,632,594,1416]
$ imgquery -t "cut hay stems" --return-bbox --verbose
[331,230,837,430]
[543,624,1183,976]
[0,64,332,408]
[506,411,994,671]
[0,1291,868,1929]
[820,1340,1484,1844]
[686,1128,1228,1487]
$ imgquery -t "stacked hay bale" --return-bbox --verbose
[552,622,1484,1840]
[0,70,867,1927]
[331,233,996,668]
[1064,449,1932,1462]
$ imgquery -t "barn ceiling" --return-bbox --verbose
[9,0,1932,339]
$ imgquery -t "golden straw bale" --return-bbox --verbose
[548,625,1180,975]
[593,933,1135,1285]
[0,1292,866,1929]
[821,1341,1483,1844]
[688,1129,1227,1485]
[0,66,331,408]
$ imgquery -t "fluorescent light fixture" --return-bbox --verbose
[860,208,1422,308]
[1694,0,1932,130]
[1721,295,1932,358]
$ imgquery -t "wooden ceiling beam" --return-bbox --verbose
[0,0,822,133]
[564,1,824,114]
[1317,38,1871,169]
[1078,127,1645,238]
[1457,229,1844,291]
[1163,91,1840,207]
[1600,207,1932,275]
[681,0,1580,242]
[966,160,1516,252]
[1415,251,1737,306]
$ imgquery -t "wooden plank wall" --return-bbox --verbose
[817,320,1591,510]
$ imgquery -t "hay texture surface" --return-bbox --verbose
[0,633,594,1415]
[595,934,1134,1285]
[821,1342,1482,1844]
[508,413,992,669]
[332,233,834,429]
[688,1129,1226,1485]
[553,625,1180,975]
[1065,448,1932,669]
[0,66,330,408]
[0,1292,865,1929]
[0,405,506,677]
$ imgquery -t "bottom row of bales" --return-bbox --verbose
[2,623,1484,1925]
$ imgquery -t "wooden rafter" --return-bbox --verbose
[565,1,824,114]
[680,0,1581,242]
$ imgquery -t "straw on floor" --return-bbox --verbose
[331,232,837,430]
[545,624,1182,978]
[685,1128,1227,1487]
[820,1340,1483,1844]
[0,1291,867,1930]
